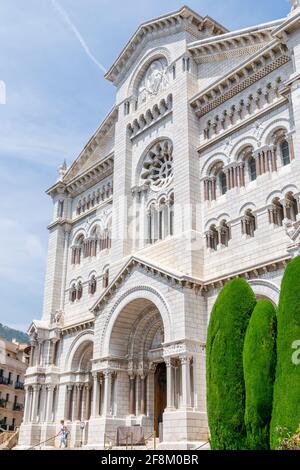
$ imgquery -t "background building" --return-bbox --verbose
[18,1,300,449]
[0,338,30,432]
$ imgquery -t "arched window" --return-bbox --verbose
[158,198,168,240]
[69,284,77,303]
[281,139,290,166]
[206,225,219,251]
[241,209,256,237]
[285,193,298,222]
[248,156,257,181]
[219,171,227,195]
[219,220,231,247]
[103,268,109,289]
[88,276,97,296]
[269,198,284,226]
[77,282,83,301]
[71,235,84,265]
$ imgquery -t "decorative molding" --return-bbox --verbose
[190,41,290,118]
[61,320,95,337]
[198,97,288,153]
[127,94,173,140]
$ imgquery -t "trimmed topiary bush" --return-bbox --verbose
[206,278,256,450]
[270,256,300,449]
[243,299,277,450]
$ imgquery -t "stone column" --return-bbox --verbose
[66,385,73,421]
[255,153,261,176]
[85,385,92,421]
[180,356,192,409]
[31,384,40,423]
[46,385,54,422]
[29,343,36,367]
[91,374,100,418]
[140,375,147,416]
[128,374,136,416]
[103,371,112,416]
[76,384,83,421]
[23,386,31,423]
[165,358,175,411]
[270,146,277,171]
[37,342,43,366]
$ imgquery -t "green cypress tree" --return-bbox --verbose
[270,256,300,449]
[243,300,277,449]
[206,278,256,449]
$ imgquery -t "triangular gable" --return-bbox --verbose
[105,6,228,84]
[91,255,203,313]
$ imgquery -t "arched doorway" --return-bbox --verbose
[66,340,93,426]
[103,297,167,438]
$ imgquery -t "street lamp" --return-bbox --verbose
[80,421,85,447]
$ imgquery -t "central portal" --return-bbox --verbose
[154,362,167,438]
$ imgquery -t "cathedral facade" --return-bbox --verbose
[18,2,300,449]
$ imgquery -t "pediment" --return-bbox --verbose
[105,6,228,85]
[91,255,203,314]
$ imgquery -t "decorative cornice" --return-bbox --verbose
[127,94,173,140]
[188,20,282,64]
[272,9,300,40]
[105,6,228,85]
[90,252,292,314]
[61,320,94,337]
[197,97,288,153]
[47,154,114,198]
[190,41,290,118]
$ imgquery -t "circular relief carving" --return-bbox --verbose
[141,139,174,191]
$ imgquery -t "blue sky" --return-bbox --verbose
[0,0,291,332]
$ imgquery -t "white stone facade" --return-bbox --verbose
[18,4,300,449]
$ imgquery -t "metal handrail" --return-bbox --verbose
[27,432,60,451]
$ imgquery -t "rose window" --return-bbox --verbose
[141,139,174,191]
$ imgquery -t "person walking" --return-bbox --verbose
[58,420,69,449]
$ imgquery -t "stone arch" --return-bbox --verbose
[266,189,283,205]
[261,119,290,145]
[204,218,219,232]
[229,136,258,159]
[100,286,173,357]
[71,229,86,245]
[88,219,105,238]
[201,153,229,178]
[248,279,280,306]
[282,183,299,198]
[238,202,257,217]
[65,330,94,372]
